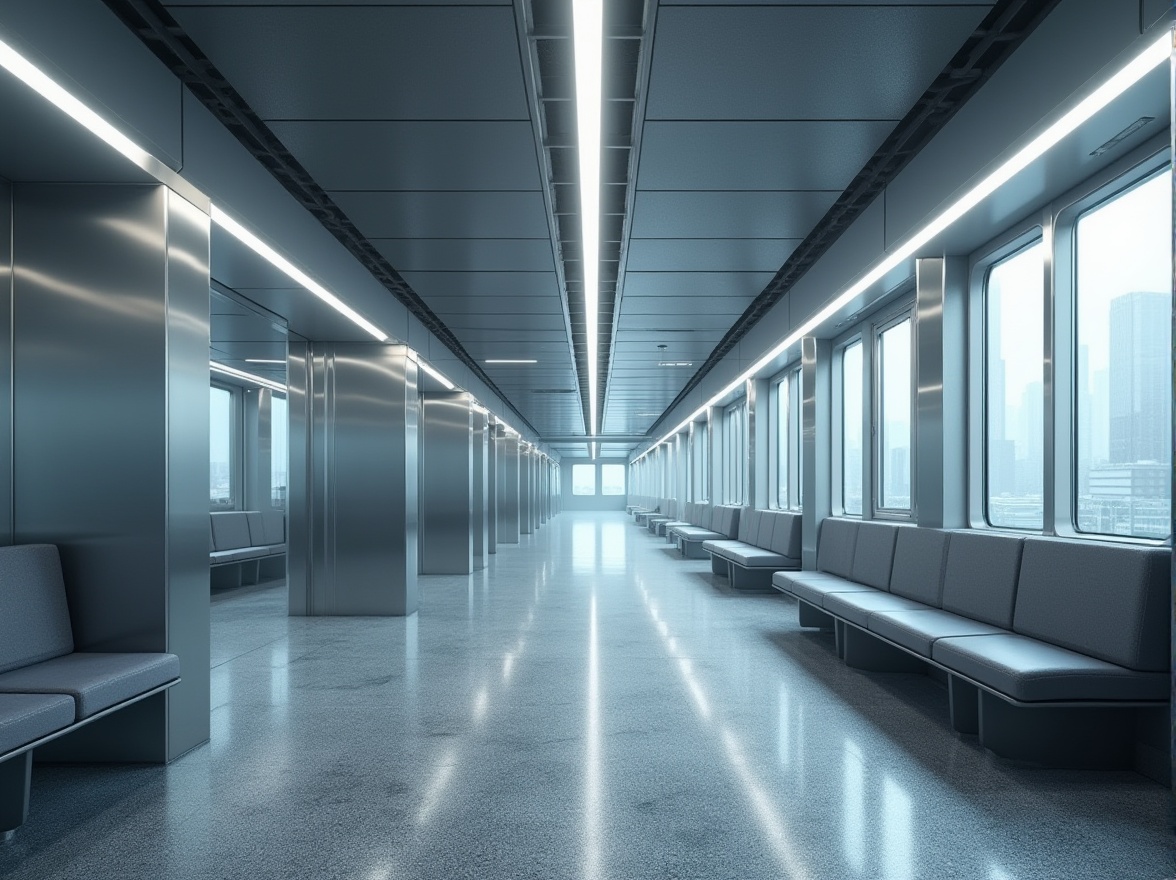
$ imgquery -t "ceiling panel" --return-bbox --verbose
[374,238,555,273]
[631,191,838,239]
[268,121,542,191]
[402,271,561,298]
[647,6,991,120]
[333,191,551,239]
[429,295,564,316]
[638,121,896,191]
[622,270,777,299]
[621,297,752,318]
[169,6,529,120]
[626,241,796,273]
[439,313,567,332]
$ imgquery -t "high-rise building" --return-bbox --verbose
[1109,291,1170,464]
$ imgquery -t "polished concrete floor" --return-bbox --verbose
[1,510,1173,879]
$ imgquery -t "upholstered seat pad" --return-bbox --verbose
[0,652,181,720]
[932,634,1166,702]
[211,548,264,564]
[867,609,1007,657]
[787,574,878,607]
[711,544,798,569]
[822,591,926,627]
[674,528,726,542]
[0,693,75,754]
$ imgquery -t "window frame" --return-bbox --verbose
[601,463,626,496]
[723,400,747,504]
[209,381,243,511]
[872,306,916,519]
[769,364,803,511]
[833,334,865,517]
[571,463,598,496]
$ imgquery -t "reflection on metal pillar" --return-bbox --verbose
[520,448,534,535]
[472,407,488,570]
[420,392,474,575]
[301,344,419,615]
[487,422,499,553]
[498,434,521,543]
[801,336,831,569]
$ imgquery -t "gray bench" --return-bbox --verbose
[633,498,667,528]
[671,505,741,558]
[644,499,681,534]
[626,495,656,516]
[702,508,801,590]
[0,544,180,839]
[773,519,1169,777]
[655,501,701,539]
[210,510,287,588]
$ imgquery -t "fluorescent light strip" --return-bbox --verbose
[573,0,603,437]
[634,32,1169,463]
[245,358,286,364]
[416,358,455,391]
[211,206,387,342]
[485,359,538,364]
[0,37,153,168]
[210,362,287,394]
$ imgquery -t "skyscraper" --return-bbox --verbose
[1108,291,1170,464]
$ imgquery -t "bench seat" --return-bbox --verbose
[783,572,877,607]
[0,694,74,755]
[704,543,796,570]
[0,652,180,720]
[822,589,928,628]
[932,633,1168,703]
[866,608,1006,658]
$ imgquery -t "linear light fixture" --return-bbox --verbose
[634,31,1170,463]
[573,0,603,437]
[485,359,538,364]
[245,358,286,364]
[409,351,456,391]
[658,361,694,368]
[210,206,387,342]
[0,36,153,168]
[210,362,287,394]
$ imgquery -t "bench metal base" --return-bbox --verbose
[978,691,1136,769]
[0,753,31,836]
[729,565,787,592]
[842,625,926,672]
[678,539,709,559]
[797,600,835,630]
[710,555,729,577]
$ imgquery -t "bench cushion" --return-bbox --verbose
[850,522,898,590]
[211,512,253,551]
[888,528,949,606]
[715,545,797,570]
[211,548,264,565]
[866,608,1006,658]
[0,545,75,675]
[0,693,75,755]
[816,519,858,578]
[941,531,1023,628]
[822,590,927,627]
[786,572,877,608]
[0,652,181,720]
[1013,538,1169,672]
[767,513,802,559]
[932,633,1167,702]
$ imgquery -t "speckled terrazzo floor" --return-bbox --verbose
[1,510,1173,879]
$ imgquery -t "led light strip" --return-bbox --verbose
[634,31,1170,463]
[573,0,603,437]
[210,362,287,393]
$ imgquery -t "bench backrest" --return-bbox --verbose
[764,511,802,560]
[712,506,741,539]
[694,505,714,530]
[738,508,761,544]
[0,544,74,675]
[247,511,287,547]
[889,527,949,606]
[211,511,253,551]
[850,521,898,590]
[941,531,1024,628]
[1014,538,1170,672]
[816,518,858,578]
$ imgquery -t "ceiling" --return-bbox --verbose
[133,0,1000,456]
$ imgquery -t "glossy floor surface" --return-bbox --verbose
[1,511,1173,879]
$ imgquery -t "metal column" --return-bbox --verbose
[498,434,521,543]
[487,422,499,554]
[801,337,832,569]
[472,409,488,568]
[520,448,533,535]
[420,392,473,575]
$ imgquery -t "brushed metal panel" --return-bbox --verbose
[486,424,498,553]
[331,191,550,239]
[287,339,311,615]
[498,436,520,543]
[420,392,473,575]
[308,344,419,615]
[520,449,533,535]
[0,181,10,547]
[801,337,831,568]
[472,410,487,568]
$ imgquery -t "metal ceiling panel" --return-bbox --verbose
[168,6,529,120]
[647,6,992,120]
[267,121,541,192]
[638,121,898,191]
[429,296,564,316]
[439,313,568,332]
[447,329,569,343]
[621,297,753,317]
[165,0,509,6]
[332,191,551,239]
[210,314,287,344]
[660,0,987,5]
[626,241,797,273]
[401,271,561,298]
[622,270,778,299]
[631,191,838,239]
[373,239,555,273]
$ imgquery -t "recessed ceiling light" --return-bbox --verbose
[245,358,286,364]
[485,359,538,364]
[658,361,694,368]
[210,362,286,393]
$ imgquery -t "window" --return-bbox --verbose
[697,425,710,502]
[601,464,625,496]
[841,342,864,515]
[876,317,913,512]
[1074,169,1171,539]
[271,395,288,508]
[210,385,234,508]
[572,464,596,495]
[774,368,802,510]
[985,241,1044,529]
[724,403,746,504]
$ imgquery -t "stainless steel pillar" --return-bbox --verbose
[498,434,520,543]
[520,448,534,535]
[287,337,311,613]
[801,337,832,569]
[419,392,473,574]
[12,184,210,761]
[486,422,499,554]
[472,409,488,569]
[299,343,419,615]
[539,457,548,525]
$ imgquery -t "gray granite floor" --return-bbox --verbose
[1,510,1173,879]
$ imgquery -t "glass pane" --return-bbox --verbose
[878,319,912,510]
[601,464,626,495]
[210,386,232,508]
[1075,170,1172,539]
[271,395,288,508]
[986,241,1044,529]
[842,342,863,515]
[776,378,789,508]
[572,464,596,495]
[789,371,803,511]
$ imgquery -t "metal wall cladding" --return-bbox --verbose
[471,409,488,570]
[498,435,520,543]
[486,423,498,553]
[287,339,312,615]
[420,392,473,575]
[11,183,211,761]
[307,343,419,615]
[520,448,533,535]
